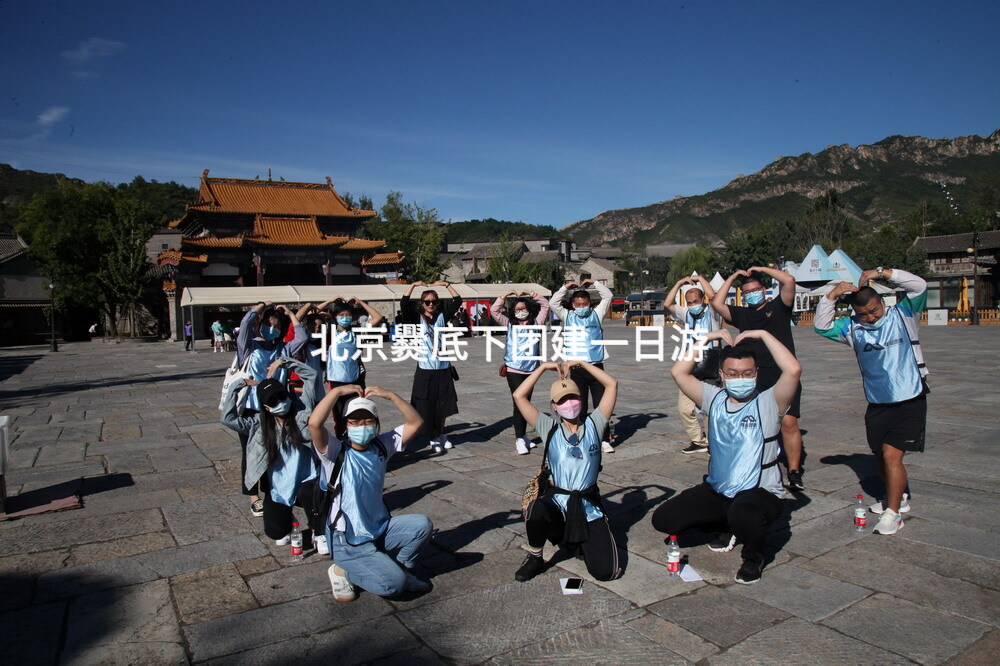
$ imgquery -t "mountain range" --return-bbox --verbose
[564,129,1000,247]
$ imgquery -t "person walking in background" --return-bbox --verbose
[664,275,724,454]
[814,267,929,536]
[183,320,193,351]
[711,266,806,490]
[211,318,225,353]
[549,278,616,453]
[491,290,550,454]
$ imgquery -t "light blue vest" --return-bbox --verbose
[706,391,779,498]
[326,329,361,383]
[563,309,604,362]
[339,441,391,545]
[547,416,604,520]
[245,344,287,412]
[267,438,318,506]
[849,308,923,404]
[504,322,541,372]
[418,312,451,370]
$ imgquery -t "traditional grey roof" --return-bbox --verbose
[587,247,623,259]
[914,230,1000,253]
[0,233,28,265]
[520,251,561,264]
[583,256,627,273]
[465,242,526,260]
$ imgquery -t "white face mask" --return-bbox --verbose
[514,310,530,320]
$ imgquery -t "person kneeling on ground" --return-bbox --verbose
[308,383,431,602]
[512,360,623,583]
[651,329,800,585]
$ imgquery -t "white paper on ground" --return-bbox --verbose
[560,577,584,595]
[679,564,703,582]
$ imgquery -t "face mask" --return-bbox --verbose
[514,310,530,321]
[265,397,292,415]
[744,291,764,307]
[723,378,757,399]
[860,313,888,330]
[337,316,353,328]
[553,398,582,420]
[261,326,282,341]
[574,306,591,318]
[688,304,706,317]
[347,425,377,446]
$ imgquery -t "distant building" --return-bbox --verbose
[151,171,403,339]
[913,230,999,309]
[0,227,48,345]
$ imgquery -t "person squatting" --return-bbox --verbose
[219,268,929,599]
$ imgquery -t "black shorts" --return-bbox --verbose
[756,367,802,419]
[865,394,926,454]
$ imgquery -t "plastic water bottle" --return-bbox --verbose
[608,419,616,444]
[854,495,867,532]
[290,521,304,560]
[666,535,681,578]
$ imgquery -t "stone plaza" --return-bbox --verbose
[0,321,998,664]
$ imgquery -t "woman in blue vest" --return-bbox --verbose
[221,357,318,546]
[490,290,550,454]
[308,384,430,602]
[325,296,385,437]
[400,280,462,453]
[511,360,622,583]
[653,328,801,585]
[814,268,929,536]
[236,302,307,516]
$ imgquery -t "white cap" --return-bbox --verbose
[343,397,378,419]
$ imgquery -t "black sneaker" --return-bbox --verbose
[735,559,763,585]
[708,533,737,552]
[682,442,709,454]
[786,469,804,491]
[515,553,546,582]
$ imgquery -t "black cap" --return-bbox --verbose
[256,378,288,407]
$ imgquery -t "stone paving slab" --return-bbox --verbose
[0,326,997,663]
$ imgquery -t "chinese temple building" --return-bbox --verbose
[152,170,403,339]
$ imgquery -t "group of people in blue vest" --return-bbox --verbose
[221,264,929,599]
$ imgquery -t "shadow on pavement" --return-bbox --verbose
[820,453,883,498]
[0,354,44,383]
[613,412,668,445]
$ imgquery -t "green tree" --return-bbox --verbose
[99,198,157,336]
[365,191,445,282]
[486,233,524,283]
[667,246,720,284]
[792,189,854,254]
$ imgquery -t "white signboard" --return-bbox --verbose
[653,314,666,327]
[928,309,948,326]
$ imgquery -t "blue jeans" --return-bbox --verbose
[328,514,433,597]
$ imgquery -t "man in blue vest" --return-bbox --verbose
[651,328,800,585]
[814,268,929,536]
[550,278,616,453]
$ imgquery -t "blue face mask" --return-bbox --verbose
[723,377,757,399]
[337,316,353,329]
[574,306,592,318]
[347,425,377,447]
[261,326,282,341]
[860,313,888,330]
[744,291,765,307]
[688,304,706,317]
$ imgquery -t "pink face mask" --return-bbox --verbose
[554,398,582,420]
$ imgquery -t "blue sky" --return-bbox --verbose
[2,1,998,228]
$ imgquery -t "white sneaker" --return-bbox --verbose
[274,534,291,546]
[870,493,910,515]
[601,440,615,454]
[527,439,538,449]
[515,438,530,455]
[443,439,453,449]
[328,564,357,602]
[432,444,443,454]
[314,534,329,556]
[873,508,904,535]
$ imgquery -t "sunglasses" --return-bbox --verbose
[422,299,439,305]
[566,432,583,459]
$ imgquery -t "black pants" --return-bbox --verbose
[525,496,620,581]
[570,363,610,441]
[262,492,295,540]
[238,429,260,497]
[184,335,193,351]
[506,371,533,439]
[651,482,783,562]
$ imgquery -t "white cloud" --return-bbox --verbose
[62,37,126,66]
[37,106,70,127]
